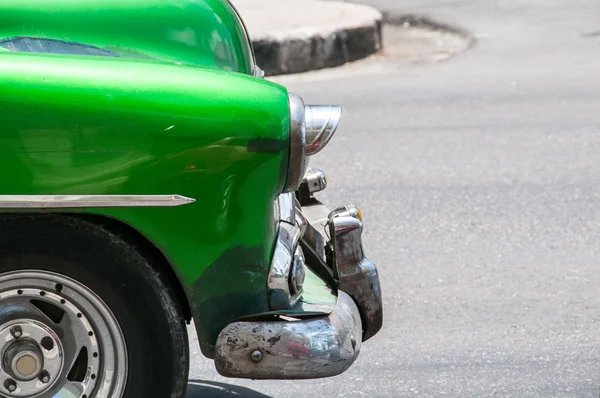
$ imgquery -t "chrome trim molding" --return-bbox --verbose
[214,291,362,380]
[329,213,383,341]
[253,65,265,79]
[268,222,303,311]
[269,193,309,311]
[276,193,295,224]
[289,247,306,296]
[0,195,195,208]
[225,0,258,74]
[285,93,307,192]
[297,203,330,265]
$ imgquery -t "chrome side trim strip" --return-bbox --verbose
[0,195,195,208]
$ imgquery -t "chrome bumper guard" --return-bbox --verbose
[214,169,382,379]
[300,201,383,341]
[329,208,383,341]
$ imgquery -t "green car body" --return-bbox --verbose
[0,0,290,356]
[0,53,290,356]
[0,0,382,394]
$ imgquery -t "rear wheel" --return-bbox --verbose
[0,215,189,398]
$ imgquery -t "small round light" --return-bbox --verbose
[345,205,363,222]
[356,208,364,222]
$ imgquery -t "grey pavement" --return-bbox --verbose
[232,0,383,75]
[188,0,600,397]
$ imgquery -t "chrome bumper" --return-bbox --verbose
[214,291,362,379]
[214,170,382,379]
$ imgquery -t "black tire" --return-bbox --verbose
[0,214,189,398]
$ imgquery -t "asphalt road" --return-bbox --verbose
[187,1,600,397]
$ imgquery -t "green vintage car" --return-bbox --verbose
[0,0,383,397]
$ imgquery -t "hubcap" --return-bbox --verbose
[4,338,45,381]
[0,271,128,397]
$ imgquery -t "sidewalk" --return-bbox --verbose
[232,0,383,76]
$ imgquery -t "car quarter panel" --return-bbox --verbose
[0,52,290,357]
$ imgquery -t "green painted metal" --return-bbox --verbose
[0,51,290,355]
[0,0,255,75]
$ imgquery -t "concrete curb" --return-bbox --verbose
[252,21,383,76]
[236,1,384,76]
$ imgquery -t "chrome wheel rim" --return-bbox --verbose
[0,270,128,398]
